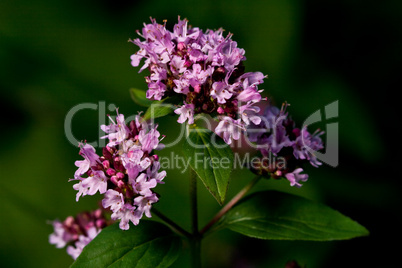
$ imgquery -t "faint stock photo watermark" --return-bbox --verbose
[64,100,338,172]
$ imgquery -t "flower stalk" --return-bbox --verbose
[200,175,262,236]
[152,208,191,238]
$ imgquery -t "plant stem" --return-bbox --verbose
[189,167,201,268]
[152,208,191,238]
[200,175,262,236]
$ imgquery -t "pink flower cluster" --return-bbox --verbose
[70,111,166,230]
[130,17,266,144]
[49,209,109,259]
[247,104,324,187]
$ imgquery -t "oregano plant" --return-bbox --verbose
[49,16,368,267]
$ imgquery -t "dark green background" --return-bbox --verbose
[1,0,400,267]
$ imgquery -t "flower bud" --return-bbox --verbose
[177,42,186,51]
[106,168,116,176]
[110,175,119,186]
[194,84,201,93]
[64,216,75,227]
[96,219,106,229]
[102,160,110,169]
[117,180,125,188]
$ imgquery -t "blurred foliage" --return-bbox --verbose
[0,0,401,267]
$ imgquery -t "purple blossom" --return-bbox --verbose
[215,117,245,145]
[49,209,109,259]
[174,102,195,124]
[83,170,108,195]
[49,220,74,248]
[72,180,89,202]
[210,81,233,104]
[74,144,100,179]
[293,127,324,167]
[170,55,187,75]
[147,161,167,184]
[247,103,325,187]
[284,168,309,188]
[129,171,157,196]
[102,189,124,213]
[134,193,159,219]
[138,128,164,154]
[239,103,261,125]
[66,227,100,260]
[101,112,130,147]
[130,17,267,145]
[146,81,166,101]
[112,204,139,230]
[71,110,167,230]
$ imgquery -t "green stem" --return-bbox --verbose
[200,175,262,236]
[189,167,201,268]
[152,208,191,238]
[186,123,201,268]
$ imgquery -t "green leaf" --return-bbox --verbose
[182,127,234,205]
[143,97,179,121]
[71,221,182,268]
[129,88,154,107]
[219,191,369,241]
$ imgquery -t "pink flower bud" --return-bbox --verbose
[102,160,110,169]
[152,154,159,161]
[292,128,301,137]
[64,216,75,227]
[217,107,225,114]
[116,172,125,180]
[96,219,106,229]
[177,42,186,51]
[194,84,201,93]
[110,175,119,186]
[117,180,125,188]
[106,168,116,176]
[94,209,102,219]
[85,222,95,230]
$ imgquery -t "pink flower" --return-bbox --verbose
[174,103,195,124]
[101,112,130,147]
[239,103,261,125]
[102,189,124,213]
[49,209,109,259]
[134,193,159,219]
[112,204,140,230]
[130,18,267,145]
[131,173,157,196]
[66,227,100,260]
[74,144,100,179]
[215,117,245,145]
[285,168,309,187]
[49,220,74,248]
[71,110,167,230]
[146,81,166,101]
[82,170,108,196]
[210,81,233,104]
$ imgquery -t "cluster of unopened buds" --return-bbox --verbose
[130,16,266,144]
[247,103,324,187]
[49,208,111,259]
